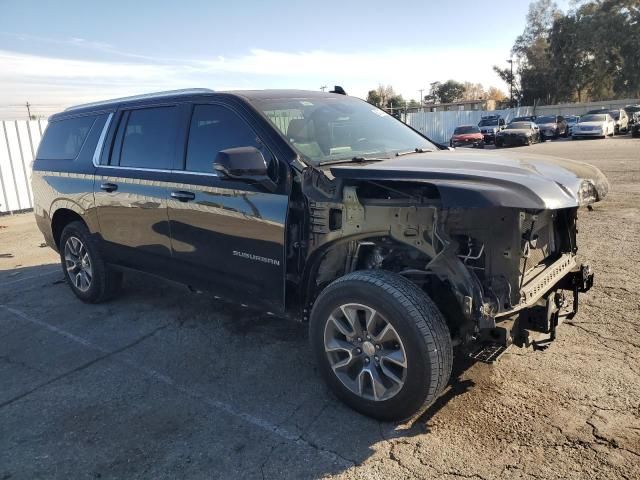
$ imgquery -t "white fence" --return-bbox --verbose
[406,107,535,144]
[0,120,48,214]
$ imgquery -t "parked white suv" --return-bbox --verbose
[608,109,629,134]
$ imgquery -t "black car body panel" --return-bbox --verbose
[33,88,605,355]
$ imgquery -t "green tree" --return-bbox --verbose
[366,89,381,106]
[425,80,466,104]
[366,85,405,110]
[492,65,521,103]
[506,0,640,104]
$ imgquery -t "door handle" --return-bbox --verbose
[170,190,196,202]
[100,182,118,192]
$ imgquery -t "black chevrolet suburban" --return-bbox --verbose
[33,89,608,420]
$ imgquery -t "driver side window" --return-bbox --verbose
[186,104,262,174]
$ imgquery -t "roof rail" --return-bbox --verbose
[64,88,215,112]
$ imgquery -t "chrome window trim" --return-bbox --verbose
[92,113,113,167]
[94,163,219,177]
[91,111,219,177]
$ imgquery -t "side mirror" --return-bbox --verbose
[213,147,277,192]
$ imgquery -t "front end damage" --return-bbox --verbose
[298,164,597,359]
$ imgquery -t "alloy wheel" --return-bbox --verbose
[324,303,407,401]
[64,236,93,292]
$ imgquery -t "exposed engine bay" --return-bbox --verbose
[296,170,593,351]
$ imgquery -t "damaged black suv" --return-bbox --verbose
[32,89,608,421]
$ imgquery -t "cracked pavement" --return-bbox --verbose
[1,136,639,479]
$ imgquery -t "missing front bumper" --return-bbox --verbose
[476,263,594,354]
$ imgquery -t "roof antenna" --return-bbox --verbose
[329,86,347,95]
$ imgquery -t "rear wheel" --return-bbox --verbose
[59,221,122,303]
[310,270,452,421]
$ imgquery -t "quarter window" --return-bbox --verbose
[186,104,259,173]
[37,116,96,160]
[119,106,177,169]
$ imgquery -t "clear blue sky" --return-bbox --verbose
[0,0,570,117]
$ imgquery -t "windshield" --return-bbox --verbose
[536,116,556,124]
[608,110,620,120]
[506,122,531,130]
[453,126,479,134]
[566,116,579,124]
[255,96,435,164]
[478,118,499,126]
[580,114,607,122]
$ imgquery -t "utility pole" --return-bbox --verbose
[26,101,32,120]
[418,89,424,111]
[506,59,514,107]
[320,85,327,92]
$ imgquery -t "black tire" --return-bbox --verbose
[309,270,452,421]
[495,139,502,148]
[59,221,122,303]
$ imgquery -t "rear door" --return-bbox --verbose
[93,104,185,276]
[166,102,289,312]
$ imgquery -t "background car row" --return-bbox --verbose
[450,104,640,149]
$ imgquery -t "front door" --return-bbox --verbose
[167,103,289,312]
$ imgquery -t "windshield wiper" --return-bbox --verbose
[319,156,388,166]
[395,147,433,157]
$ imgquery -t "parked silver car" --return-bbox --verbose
[572,113,616,139]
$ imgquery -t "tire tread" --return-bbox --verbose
[314,270,453,420]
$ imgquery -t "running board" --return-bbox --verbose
[468,343,507,363]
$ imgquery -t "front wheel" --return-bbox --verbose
[309,270,452,421]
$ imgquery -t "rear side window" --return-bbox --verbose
[186,104,259,173]
[38,116,96,160]
[119,106,177,169]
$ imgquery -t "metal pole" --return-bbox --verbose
[506,59,514,107]
[418,89,424,111]
[26,102,32,120]
[510,61,513,106]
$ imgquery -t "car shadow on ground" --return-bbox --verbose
[0,263,479,478]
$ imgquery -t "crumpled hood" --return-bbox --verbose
[329,149,609,210]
